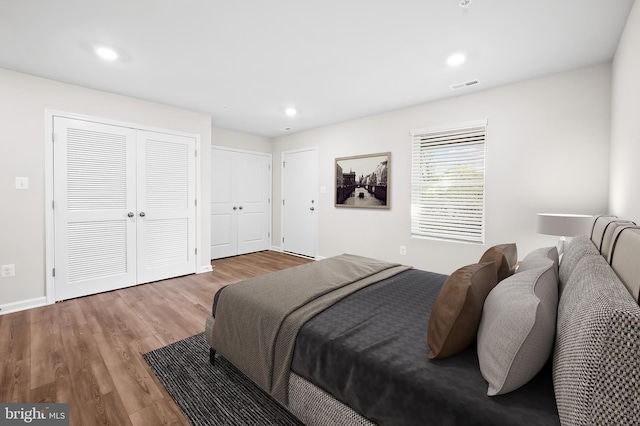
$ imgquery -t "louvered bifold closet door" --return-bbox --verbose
[136,131,196,284]
[53,117,137,301]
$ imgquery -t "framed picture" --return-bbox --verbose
[335,152,390,209]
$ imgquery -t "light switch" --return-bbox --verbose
[15,177,29,189]
[1,264,15,278]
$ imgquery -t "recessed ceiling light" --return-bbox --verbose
[284,107,297,117]
[95,46,119,61]
[447,53,466,67]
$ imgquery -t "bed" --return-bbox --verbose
[205,218,640,425]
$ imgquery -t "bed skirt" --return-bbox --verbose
[288,372,375,426]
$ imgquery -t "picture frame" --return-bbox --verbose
[335,152,390,209]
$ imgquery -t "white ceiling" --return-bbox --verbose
[0,0,634,137]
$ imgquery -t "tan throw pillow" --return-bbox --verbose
[479,243,517,282]
[477,260,558,395]
[427,262,498,359]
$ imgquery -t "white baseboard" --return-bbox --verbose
[198,265,213,273]
[272,249,320,261]
[270,246,323,261]
[0,297,47,316]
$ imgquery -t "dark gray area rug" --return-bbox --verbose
[143,333,303,425]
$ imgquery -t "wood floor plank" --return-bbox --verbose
[135,334,165,356]
[93,330,164,415]
[30,305,64,389]
[0,359,30,403]
[82,293,120,335]
[73,390,133,426]
[96,292,156,343]
[0,310,31,402]
[61,323,115,399]
[57,298,89,330]
[29,381,56,403]
[118,284,198,347]
[0,309,31,363]
[0,251,313,425]
[129,399,187,426]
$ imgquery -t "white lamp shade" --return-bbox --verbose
[536,213,593,237]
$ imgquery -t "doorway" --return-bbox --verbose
[210,147,271,259]
[281,148,318,258]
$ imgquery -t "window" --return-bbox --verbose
[411,120,487,244]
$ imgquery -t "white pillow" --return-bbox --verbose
[477,260,558,395]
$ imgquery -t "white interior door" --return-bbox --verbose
[53,117,137,300]
[282,148,318,258]
[136,131,197,284]
[210,148,238,258]
[54,117,198,300]
[211,148,271,259]
[237,153,271,255]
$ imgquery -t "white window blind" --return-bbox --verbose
[411,120,487,244]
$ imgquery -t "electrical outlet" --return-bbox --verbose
[1,264,16,278]
[399,245,407,255]
[15,177,29,189]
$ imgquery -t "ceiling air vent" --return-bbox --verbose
[450,79,480,90]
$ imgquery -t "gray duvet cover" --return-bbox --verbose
[292,268,560,426]
[210,254,410,404]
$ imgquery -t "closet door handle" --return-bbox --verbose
[238,206,243,210]
[139,212,146,217]
[233,206,238,210]
[127,212,134,218]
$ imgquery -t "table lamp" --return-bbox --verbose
[536,213,593,255]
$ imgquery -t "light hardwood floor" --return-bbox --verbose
[0,251,313,426]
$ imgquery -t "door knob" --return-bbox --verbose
[127,212,134,218]
[310,207,315,211]
[139,212,146,217]
[239,206,243,210]
[233,206,237,210]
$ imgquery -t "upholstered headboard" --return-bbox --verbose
[609,226,640,303]
[591,216,636,258]
[590,215,640,303]
[591,215,617,248]
[555,224,640,424]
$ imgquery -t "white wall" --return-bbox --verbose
[212,126,272,153]
[272,64,612,274]
[0,56,618,310]
[0,69,212,312]
[610,0,640,222]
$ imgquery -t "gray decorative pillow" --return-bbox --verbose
[477,260,558,396]
[558,235,599,292]
[518,246,559,279]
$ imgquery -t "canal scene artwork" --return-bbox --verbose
[335,152,390,209]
